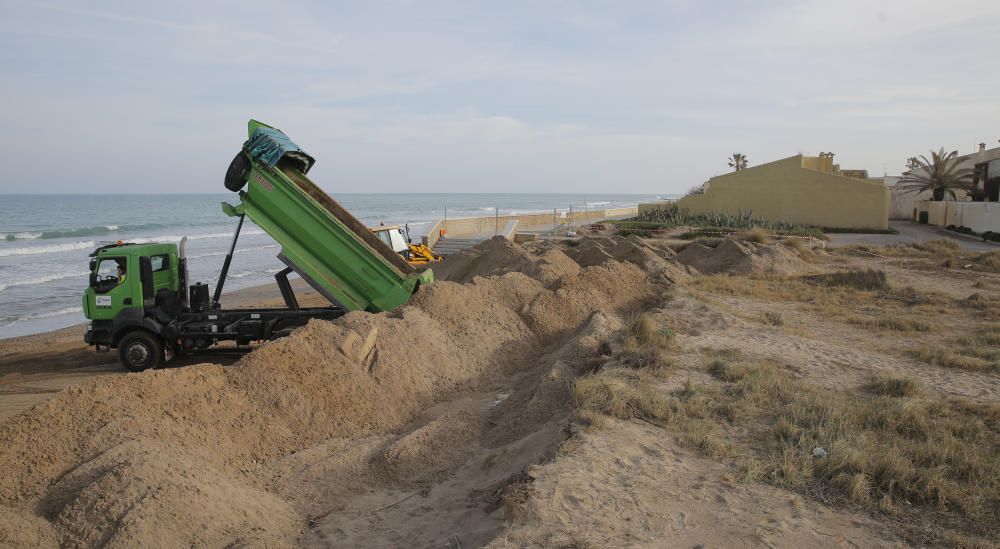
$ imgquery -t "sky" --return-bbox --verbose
[1,0,998,194]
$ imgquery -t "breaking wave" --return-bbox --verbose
[0,224,166,241]
[0,241,96,257]
[0,270,91,292]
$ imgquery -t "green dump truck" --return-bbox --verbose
[83,120,433,371]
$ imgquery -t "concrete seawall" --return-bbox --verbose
[423,207,637,249]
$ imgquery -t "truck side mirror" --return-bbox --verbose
[89,272,97,287]
[89,259,96,272]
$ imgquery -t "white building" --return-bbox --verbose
[902,143,1000,232]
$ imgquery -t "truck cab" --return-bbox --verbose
[83,242,186,370]
[85,242,180,322]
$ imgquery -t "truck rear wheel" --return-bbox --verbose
[224,152,251,192]
[118,330,164,372]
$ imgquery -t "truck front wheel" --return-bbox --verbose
[118,331,164,372]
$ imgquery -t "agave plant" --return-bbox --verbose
[897,148,974,201]
[634,203,812,233]
[728,153,748,171]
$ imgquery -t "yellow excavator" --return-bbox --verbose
[370,224,442,265]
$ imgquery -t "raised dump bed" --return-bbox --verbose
[223,120,433,312]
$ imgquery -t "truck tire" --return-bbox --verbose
[224,152,251,192]
[118,330,164,372]
[269,328,295,341]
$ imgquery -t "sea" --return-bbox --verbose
[0,193,671,338]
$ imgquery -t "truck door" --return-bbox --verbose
[150,254,174,294]
[89,256,140,321]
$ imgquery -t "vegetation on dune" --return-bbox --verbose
[866,373,919,398]
[802,269,889,292]
[692,270,955,313]
[676,226,826,240]
[845,315,932,333]
[623,313,675,351]
[707,360,1000,547]
[897,148,975,201]
[618,203,825,239]
[575,372,673,426]
[580,337,1000,546]
[910,328,1000,374]
[738,227,769,244]
[909,347,998,373]
[843,240,1000,273]
[576,264,1000,546]
[975,250,1000,269]
[760,310,785,326]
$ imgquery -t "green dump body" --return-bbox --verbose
[224,120,433,312]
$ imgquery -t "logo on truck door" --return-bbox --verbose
[96,296,112,308]
[252,172,273,192]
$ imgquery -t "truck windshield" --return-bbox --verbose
[93,258,126,293]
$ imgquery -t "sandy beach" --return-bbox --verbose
[0,279,326,421]
[0,230,997,547]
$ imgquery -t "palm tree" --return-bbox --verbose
[728,153,748,171]
[897,148,974,201]
[905,157,920,170]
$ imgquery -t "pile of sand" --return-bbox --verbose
[432,236,580,285]
[555,235,691,284]
[673,239,808,275]
[0,238,660,547]
[435,235,691,286]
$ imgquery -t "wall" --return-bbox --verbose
[916,200,1000,233]
[423,206,638,248]
[669,155,889,230]
[887,176,925,220]
[922,201,948,226]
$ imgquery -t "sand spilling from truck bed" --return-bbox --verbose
[0,238,659,547]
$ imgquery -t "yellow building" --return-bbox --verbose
[656,154,889,230]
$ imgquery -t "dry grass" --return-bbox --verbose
[707,359,750,383]
[780,237,806,253]
[910,346,999,374]
[615,313,675,376]
[845,315,932,333]
[740,227,769,244]
[760,311,785,326]
[575,368,728,458]
[866,373,919,397]
[974,250,1000,270]
[705,346,745,361]
[803,269,889,292]
[846,240,1000,273]
[708,361,1000,546]
[691,272,958,337]
[623,313,675,351]
[780,237,817,262]
[909,239,962,255]
[616,346,672,375]
[846,239,959,258]
[574,371,674,425]
[967,330,1000,347]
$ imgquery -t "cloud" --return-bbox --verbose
[0,0,998,192]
